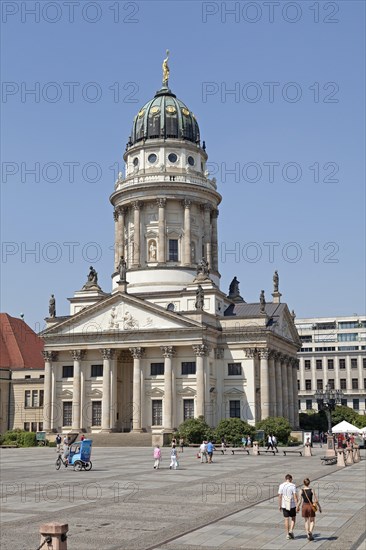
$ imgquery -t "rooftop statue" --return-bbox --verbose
[117,256,127,283]
[260,290,266,313]
[273,270,279,293]
[49,294,56,318]
[162,49,170,86]
[195,285,205,311]
[82,266,100,290]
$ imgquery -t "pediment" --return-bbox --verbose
[59,389,73,398]
[145,387,164,397]
[42,291,203,337]
[223,387,245,396]
[272,307,301,346]
[177,386,196,396]
[87,389,103,398]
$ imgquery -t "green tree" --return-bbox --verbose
[331,406,366,429]
[215,418,255,446]
[256,417,292,444]
[177,416,214,444]
[299,411,327,432]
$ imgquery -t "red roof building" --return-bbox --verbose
[0,313,44,369]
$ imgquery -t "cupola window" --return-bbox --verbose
[148,153,157,164]
[187,156,195,166]
[168,153,178,163]
[133,157,139,167]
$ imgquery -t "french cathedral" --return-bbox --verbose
[42,55,301,435]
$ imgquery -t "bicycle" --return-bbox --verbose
[55,454,69,470]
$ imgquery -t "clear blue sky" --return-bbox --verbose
[1,1,365,332]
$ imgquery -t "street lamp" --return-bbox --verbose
[314,385,344,456]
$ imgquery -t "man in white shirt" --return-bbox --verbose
[200,441,208,463]
[278,474,298,540]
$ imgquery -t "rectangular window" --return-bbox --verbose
[62,402,72,426]
[304,360,311,370]
[305,380,312,390]
[151,363,164,376]
[327,359,334,370]
[32,390,39,407]
[39,374,44,379]
[152,400,163,426]
[183,399,194,420]
[300,335,312,342]
[38,422,43,432]
[340,379,347,390]
[316,360,322,370]
[62,365,73,378]
[229,400,241,418]
[341,398,348,407]
[24,422,30,431]
[25,390,31,407]
[168,239,178,261]
[351,358,358,369]
[364,378,366,390]
[339,358,346,369]
[328,379,335,389]
[338,333,358,342]
[353,399,359,410]
[182,362,196,375]
[306,399,312,410]
[40,390,44,407]
[317,380,323,390]
[352,379,358,389]
[363,358,366,368]
[31,422,37,433]
[92,401,102,426]
[25,375,31,379]
[91,364,103,377]
[297,380,300,390]
[228,363,242,376]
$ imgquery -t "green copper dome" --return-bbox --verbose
[128,86,200,148]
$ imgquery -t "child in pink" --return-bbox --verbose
[153,445,162,469]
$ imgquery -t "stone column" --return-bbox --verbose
[42,351,57,432]
[129,347,145,431]
[183,199,191,265]
[245,348,258,422]
[161,346,175,431]
[293,359,300,427]
[281,356,289,420]
[215,348,224,426]
[113,208,120,268]
[157,198,166,264]
[299,358,306,392]
[111,353,118,430]
[268,351,276,416]
[287,357,294,427]
[193,344,209,418]
[119,207,127,262]
[274,353,283,417]
[202,203,212,267]
[259,349,270,420]
[100,349,115,431]
[211,209,219,271]
[70,350,84,431]
[131,201,141,267]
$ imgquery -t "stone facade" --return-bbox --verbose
[41,72,301,434]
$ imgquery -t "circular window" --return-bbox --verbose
[133,157,139,167]
[148,153,157,164]
[188,156,195,166]
[168,153,178,163]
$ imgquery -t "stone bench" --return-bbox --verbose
[1,444,19,448]
[321,456,337,465]
[231,448,250,455]
[283,450,302,456]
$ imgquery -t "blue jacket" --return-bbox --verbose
[207,442,214,453]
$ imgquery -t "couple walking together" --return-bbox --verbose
[278,474,322,541]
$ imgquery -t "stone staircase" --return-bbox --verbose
[84,432,152,447]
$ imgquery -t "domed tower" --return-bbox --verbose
[110,53,222,294]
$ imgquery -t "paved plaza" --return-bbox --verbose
[0,445,365,550]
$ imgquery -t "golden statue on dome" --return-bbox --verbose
[162,49,170,86]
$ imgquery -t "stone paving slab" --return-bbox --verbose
[0,446,365,549]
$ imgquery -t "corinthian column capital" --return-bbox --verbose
[42,351,58,362]
[70,350,85,361]
[129,347,145,359]
[161,346,175,358]
[156,198,166,208]
[100,348,115,360]
[192,344,210,357]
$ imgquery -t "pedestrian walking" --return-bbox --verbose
[207,440,215,463]
[153,445,162,469]
[247,435,252,447]
[55,433,61,452]
[272,434,278,453]
[80,434,85,441]
[267,433,274,450]
[296,478,321,541]
[200,440,208,463]
[179,437,184,453]
[169,444,178,469]
[221,436,227,454]
[278,474,298,540]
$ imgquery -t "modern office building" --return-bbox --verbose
[296,315,366,414]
